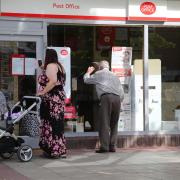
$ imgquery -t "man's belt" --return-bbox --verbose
[100,93,119,97]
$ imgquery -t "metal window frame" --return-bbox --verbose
[143,25,149,131]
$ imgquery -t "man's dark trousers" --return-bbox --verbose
[98,93,121,151]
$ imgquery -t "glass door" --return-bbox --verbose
[0,35,43,117]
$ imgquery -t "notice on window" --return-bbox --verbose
[111,47,132,84]
[25,58,36,75]
[111,47,133,131]
[12,55,25,75]
[111,47,132,67]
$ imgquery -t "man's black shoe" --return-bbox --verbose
[95,149,109,153]
[109,148,116,152]
[109,145,116,152]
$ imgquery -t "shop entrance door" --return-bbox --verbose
[0,35,43,112]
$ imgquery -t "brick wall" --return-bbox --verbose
[66,134,180,149]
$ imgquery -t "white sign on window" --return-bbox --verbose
[12,56,24,75]
[25,58,36,75]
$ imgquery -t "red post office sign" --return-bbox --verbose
[140,2,156,15]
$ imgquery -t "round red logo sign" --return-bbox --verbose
[60,49,68,56]
[140,2,156,15]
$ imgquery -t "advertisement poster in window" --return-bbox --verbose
[96,27,115,50]
[48,47,71,100]
[111,47,132,131]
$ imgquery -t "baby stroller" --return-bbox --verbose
[0,96,41,162]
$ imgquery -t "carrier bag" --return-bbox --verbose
[19,113,40,137]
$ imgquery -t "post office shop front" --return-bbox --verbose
[1,0,180,138]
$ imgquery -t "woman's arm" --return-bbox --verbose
[38,63,58,95]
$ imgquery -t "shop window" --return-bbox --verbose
[149,27,180,131]
[48,25,143,132]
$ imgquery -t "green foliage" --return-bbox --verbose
[149,32,176,58]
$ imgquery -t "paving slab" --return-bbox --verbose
[1,147,180,180]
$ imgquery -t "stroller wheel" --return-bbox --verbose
[0,152,14,159]
[17,145,33,162]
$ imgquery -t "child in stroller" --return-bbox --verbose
[0,96,41,162]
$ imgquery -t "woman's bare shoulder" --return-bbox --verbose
[46,63,58,76]
[46,63,58,70]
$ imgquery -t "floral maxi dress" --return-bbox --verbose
[38,69,66,157]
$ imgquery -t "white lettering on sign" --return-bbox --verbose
[112,47,122,51]
[140,2,156,15]
[53,3,80,9]
[61,49,68,56]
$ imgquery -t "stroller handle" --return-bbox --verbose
[22,96,41,104]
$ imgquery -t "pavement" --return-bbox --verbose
[1,147,180,180]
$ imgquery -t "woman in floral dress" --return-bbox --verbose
[37,49,66,158]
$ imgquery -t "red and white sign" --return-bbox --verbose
[64,106,77,119]
[111,46,132,90]
[140,2,156,15]
[60,49,68,56]
[11,55,37,76]
[48,47,71,99]
[128,0,167,21]
[111,47,132,68]
[111,47,133,131]
[11,54,25,76]
[96,27,115,50]
[112,68,132,77]
[0,0,126,20]
[1,0,180,22]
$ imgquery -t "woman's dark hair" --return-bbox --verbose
[44,48,66,79]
